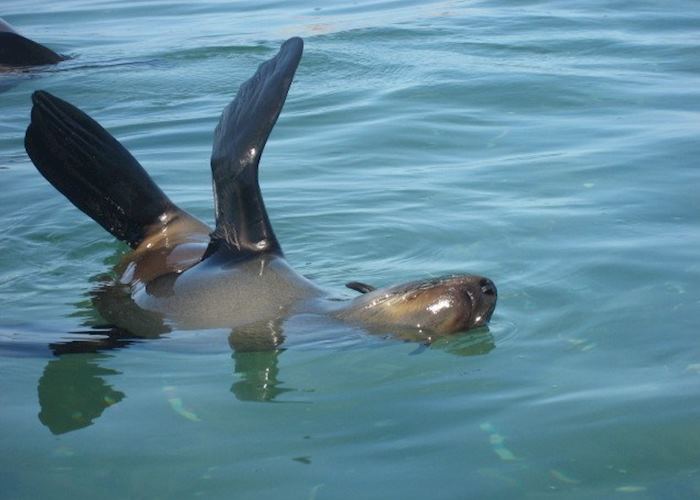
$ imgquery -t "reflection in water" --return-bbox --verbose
[34,281,495,434]
[37,351,125,434]
[35,320,295,433]
[431,329,495,357]
[228,320,293,402]
[36,324,494,434]
[230,350,292,402]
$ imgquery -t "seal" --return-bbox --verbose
[0,18,65,68]
[24,37,496,347]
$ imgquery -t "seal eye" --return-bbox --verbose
[479,278,496,297]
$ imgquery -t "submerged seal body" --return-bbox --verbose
[0,18,65,69]
[25,37,496,347]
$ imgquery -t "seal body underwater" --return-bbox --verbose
[24,37,496,346]
[0,18,65,69]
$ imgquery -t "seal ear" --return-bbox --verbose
[346,281,377,294]
[203,37,303,261]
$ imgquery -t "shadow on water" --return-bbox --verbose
[30,274,495,435]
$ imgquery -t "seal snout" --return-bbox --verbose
[479,277,497,298]
[464,276,497,328]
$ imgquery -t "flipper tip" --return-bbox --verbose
[284,37,303,49]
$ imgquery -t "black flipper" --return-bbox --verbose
[0,19,65,67]
[25,91,176,247]
[346,281,377,294]
[203,37,303,261]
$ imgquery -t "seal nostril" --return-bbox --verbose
[479,278,496,296]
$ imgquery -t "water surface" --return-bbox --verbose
[1,0,699,498]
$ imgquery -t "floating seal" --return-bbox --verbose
[0,18,65,68]
[24,37,496,346]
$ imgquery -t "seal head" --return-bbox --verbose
[339,275,497,335]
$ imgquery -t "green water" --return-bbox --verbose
[1,1,699,498]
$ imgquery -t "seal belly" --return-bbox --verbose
[132,255,323,330]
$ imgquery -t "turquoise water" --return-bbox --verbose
[2,0,699,498]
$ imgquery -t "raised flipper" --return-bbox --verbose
[204,37,304,261]
[25,91,182,248]
[0,18,65,67]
